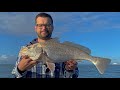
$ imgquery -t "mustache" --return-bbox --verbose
[40,30,49,33]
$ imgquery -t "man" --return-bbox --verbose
[12,12,79,78]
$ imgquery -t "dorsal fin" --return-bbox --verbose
[52,37,60,42]
[42,37,60,44]
[62,41,91,54]
[37,37,60,45]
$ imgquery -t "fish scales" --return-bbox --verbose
[19,38,111,74]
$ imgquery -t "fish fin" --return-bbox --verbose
[46,62,55,73]
[92,56,111,74]
[41,53,55,73]
[45,37,60,43]
[62,41,91,54]
[52,37,60,43]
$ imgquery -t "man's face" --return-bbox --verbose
[35,17,53,40]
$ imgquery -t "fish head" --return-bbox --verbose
[19,44,44,61]
[19,46,28,56]
[32,45,44,60]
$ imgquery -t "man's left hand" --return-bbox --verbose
[65,59,77,71]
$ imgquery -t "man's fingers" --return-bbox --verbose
[21,55,34,62]
[21,55,29,59]
[29,60,38,65]
[65,59,77,70]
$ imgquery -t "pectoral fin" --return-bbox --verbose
[41,53,55,73]
[46,62,55,73]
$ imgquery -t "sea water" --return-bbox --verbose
[0,64,120,78]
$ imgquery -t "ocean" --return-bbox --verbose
[0,64,120,78]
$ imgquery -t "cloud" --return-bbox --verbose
[0,55,8,59]
[50,12,120,36]
[0,12,37,36]
[0,12,120,37]
[0,54,17,64]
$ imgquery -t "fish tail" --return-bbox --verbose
[91,56,111,74]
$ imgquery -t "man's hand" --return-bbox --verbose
[65,59,77,71]
[17,55,39,72]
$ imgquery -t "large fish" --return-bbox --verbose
[19,38,111,74]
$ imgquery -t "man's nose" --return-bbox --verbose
[42,25,47,30]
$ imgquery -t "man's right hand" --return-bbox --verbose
[17,55,39,72]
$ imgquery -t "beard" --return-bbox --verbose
[37,30,52,40]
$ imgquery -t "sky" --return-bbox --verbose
[0,12,120,64]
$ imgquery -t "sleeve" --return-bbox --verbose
[11,55,27,78]
[12,39,37,78]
